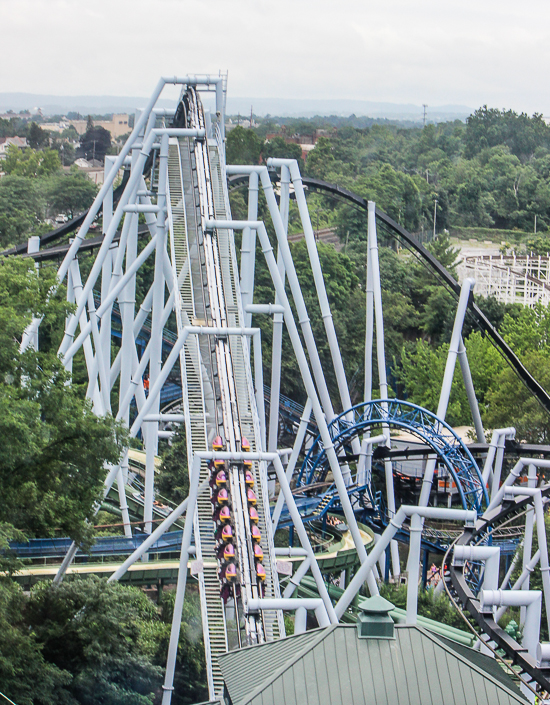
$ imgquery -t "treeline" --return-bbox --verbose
[0,148,98,248]
[228,106,550,236]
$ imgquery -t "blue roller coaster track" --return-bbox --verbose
[298,399,488,513]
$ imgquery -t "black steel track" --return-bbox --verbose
[299,176,550,415]
[447,488,550,692]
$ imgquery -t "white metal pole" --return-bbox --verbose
[406,277,476,622]
[268,165,291,475]
[457,337,484,442]
[521,465,537,624]
[241,171,259,327]
[144,134,169,533]
[335,505,475,618]
[161,455,202,705]
[272,398,313,531]
[225,166,335,421]
[368,201,400,576]
[275,159,358,431]
[108,478,209,582]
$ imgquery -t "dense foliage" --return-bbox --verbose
[0,257,206,705]
[227,106,550,234]
[0,155,98,248]
[0,577,208,705]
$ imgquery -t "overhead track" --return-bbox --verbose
[294,176,550,415]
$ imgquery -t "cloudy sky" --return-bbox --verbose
[1,0,549,113]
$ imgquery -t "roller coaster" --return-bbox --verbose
[8,75,550,703]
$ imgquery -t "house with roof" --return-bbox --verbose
[204,597,529,705]
[0,136,28,159]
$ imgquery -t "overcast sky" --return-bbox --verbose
[1,0,550,114]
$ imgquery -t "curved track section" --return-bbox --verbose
[446,487,550,694]
[298,177,550,414]
[298,399,488,512]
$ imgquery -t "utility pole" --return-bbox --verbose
[423,104,428,127]
[250,105,253,128]
[535,214,537,234]
[433,198,438,239]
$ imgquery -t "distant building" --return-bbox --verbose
[0,136,28,159]
[68,114,130,139]
[70,158,104,185]
[41,120,71,133]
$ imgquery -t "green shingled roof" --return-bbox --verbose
[218,624,528,705]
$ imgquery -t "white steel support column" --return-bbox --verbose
[406,277,476,623]
[335,505,476,618]
[359,228,375,489]
[225,165,335,423]
[100,246,114,386]
[64,260,75,377]
[241,171,259,327]
[68,260,103,413]
[268,165,290,488]
[144,133,169,534]
[27,236,40,350]
[161,455,202,705]
[368,201,400,576]
[457,336,485,442]
[521,464,538,624]
[272,397,313,531]
[274,159,360,464]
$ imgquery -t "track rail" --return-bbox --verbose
[445,487,550,694]
[299,177,550,414]
[228,173,550,414]
[299,399,487,512]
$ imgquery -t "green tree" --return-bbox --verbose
[0,175,44,247]
[0,579,72,705]
[484,351,550,442]
[464,106,550,161]
[305,136,335,178]
[2,145,61,178]
[27,122,50,149]
[0,256,126,545]
[27,577,163,705]
[80,125,111,162]
[158,425,189,504]
[261,136,304,171]
[46,171,98,218]
[226,125,262,165]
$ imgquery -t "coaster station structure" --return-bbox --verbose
[15,75,550,703]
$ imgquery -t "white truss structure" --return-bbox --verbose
[458,253,550,307]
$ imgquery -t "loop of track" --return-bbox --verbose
[298,399,487,512]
